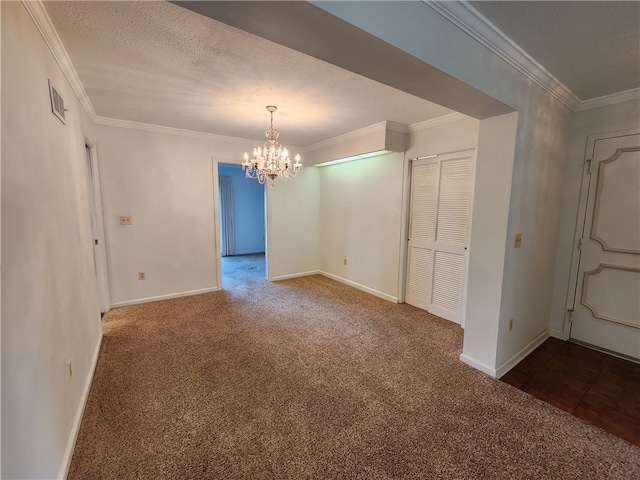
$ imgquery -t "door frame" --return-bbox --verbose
[84,137,111,313]
[398,149,476,328]
[213,160,269,289]
[564,128,640,340]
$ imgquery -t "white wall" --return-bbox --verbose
[94,125,255,306]
[494,90,573,373]
[296,116,478,302]
[1,3,102,478]
[313,1,574,376]
[549,99,640,338]
[406,117,479,158]
[267,166,320,280]
[316,116,479,303]
[463,113,518,373]
[319,153,404,301]
[0,3,3,477]
[95,124,320,302]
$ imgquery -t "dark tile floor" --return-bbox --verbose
[500,337,640,446]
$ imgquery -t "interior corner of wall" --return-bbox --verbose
[459,352,497,378]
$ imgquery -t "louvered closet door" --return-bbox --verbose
[406,150,474,324]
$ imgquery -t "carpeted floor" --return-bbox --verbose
[68,273,640,479]
[221,253,266,288]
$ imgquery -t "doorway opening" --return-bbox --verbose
[218,163,266,288]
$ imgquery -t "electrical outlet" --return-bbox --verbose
[66,359,73,377]
[343,258,347,266]
[120,216,132,225]
[514,233,522,248]
[138,271,145,280]
[508,318,514,332]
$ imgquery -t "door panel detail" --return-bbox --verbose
[581,264,640,329]
[570,132,640,359]
[590,147,640,254]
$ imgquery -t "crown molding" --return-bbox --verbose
[301,121,391,153]
[575,87,640,112]
[409,112,468,132]
[94,116,254,145]
[425,1,580,111]
[425,1,639,112]
[22,0,98,121]
[385,121,411,133]
[26,0,636,150]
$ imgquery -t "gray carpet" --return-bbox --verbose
[221,253,266,288]
[68,273,640,479]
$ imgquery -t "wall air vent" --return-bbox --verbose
[48,79,66,124]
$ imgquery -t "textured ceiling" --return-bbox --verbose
[472,1,640,100]
[44,1,639,147]
[43,1,454,147]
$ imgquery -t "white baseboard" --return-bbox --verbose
[459,353,497,378]
[495,328,550,379]
[319,271,398,303]
[110,287,221,308]
[58,329,103,480]
[270,270,321,281]
[550,328,568,340]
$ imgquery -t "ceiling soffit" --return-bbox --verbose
[174,1,513,120]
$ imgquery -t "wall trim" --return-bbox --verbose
[408,112,468,132]
[58,330,103,480]
[495,328,549,379]
[22,0,98,121]
[110,287,221,308]
[302,121,390,152]
[27,0,638,146]
[575,88,640,112]
[550,328,568,340]
[425,1,636,112]
[94,116,254,145]
[22,1,257,147]
[459,353,497,378]
[320,271,398,303]
[426,0,579,110]
[270,270,321,282]
[385,120,411,133]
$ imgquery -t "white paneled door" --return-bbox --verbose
[570,133,640,360]
[405,150,474,325]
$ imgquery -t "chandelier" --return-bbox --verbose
[242,105,302,185]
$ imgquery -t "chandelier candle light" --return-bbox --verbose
[242,105,302,185]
